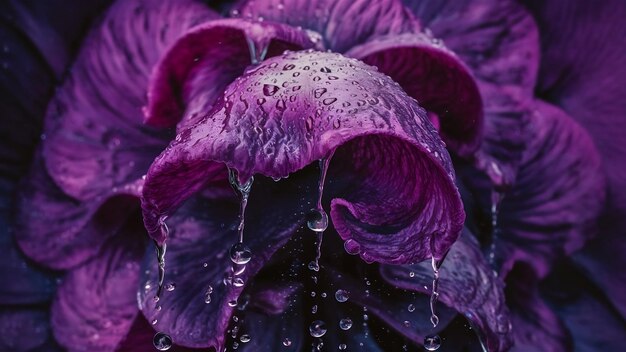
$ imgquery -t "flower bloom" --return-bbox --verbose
[0,0,624,351]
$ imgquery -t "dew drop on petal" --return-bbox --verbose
[240,334,251,343]
[339,318,352,330]
[408,304,416,312]
[339,344,347,350]
[263,84,279,96]
[230,243,252,264]
[424,334,441,351]
[283,338,292,346]
[153,332,172,351]
[165,283,176,291]
[307,209,328,232]
[335,289,349,302]
[309,320,327,337]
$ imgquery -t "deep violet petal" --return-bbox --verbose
[524,0,626,319]
[403,0,540,95]
[42,0,218,202]
[345,33,482,157]
[380,231,513,351]
[237,0,420,53]
[115,316,201,352]
[0,308,53,351]
[138,174,316,349]
[15,156,142,269]
[460,101,606,278]
[141,51,464,266]
[51,224,146,352]
[144,18,324,130]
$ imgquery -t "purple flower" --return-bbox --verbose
[1,0,624,351]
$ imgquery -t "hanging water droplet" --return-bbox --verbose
[424,334,441,351]
[232,341,239,349]
[283,338,292,346]
[335,289,349,302]
[263,84,279,96]
[343,239,361,255]
[233,277,245,287]
[309,320,327,337]
[307,209,328,232]
[339,318,353,330]
[228,299,238,307]
[240,334,251,343]
[339,344,347,350]
[153,332,172,351]
[312,304,318,314]
[308,261,320,272]
[408,304,416,312]
[165,283,176,291]
[230,242,252,265]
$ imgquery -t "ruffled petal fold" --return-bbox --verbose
[238,0,420,52]
[141,51,464,265]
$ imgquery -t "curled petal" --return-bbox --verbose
[145,18,324,129]
[345,33,483,157]
[238,0,420,52]
[380,231,513,351]
[141,51,464,265]
[404,0,540,94]
[51,227,145,351]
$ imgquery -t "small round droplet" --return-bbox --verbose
[335,289,349,302]
[403,320,411,327]
[230,242,252,265]
[228,299,238,307]
[283,64,295,70]
[263,84,279,96]
[409,271,415,278]
[408,304,416,312]
[153,332,172,351]
[309,320,327,338]
[339,318,353,330]
[339,344,347,350]
[424,334,441,351]
[165,283,176,291]
[233,277,245,287]
[344,239,361,255]
[313,88,327,98]
[307,209,328,232]
[320,67,331,73]
[322,98,337,105]
[283,338,292,346]
[240,334,251,343]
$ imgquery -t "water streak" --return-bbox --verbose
[154,217,168,301]
[488,189,504,268]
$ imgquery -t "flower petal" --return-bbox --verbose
[379,231,513,351]
[462,101,606,278]
[0,308,53,351]
[403,0,540,94]
[345,33,482,157]
[141,51,464,265]
[145,18,323,129]
[115,316,200,352]
[51,224,145,351]
[138,175,314,349]
[237,0,420,52]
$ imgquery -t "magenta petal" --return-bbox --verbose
[380,231,513,351]
[141,51,464,265]
[51,228,145,351]
[145,18,324,129]
[238,0,420,53]
[404,0,540,94]
[345,33,482,157]
[42,0,217,202]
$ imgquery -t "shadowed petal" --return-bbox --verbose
[145,18,323,129]
[403,0,540,94]
[380,231,513,351]
[345,33,482,157]
[51,223,146,352]
[141,51,464,265]
[238,0,420,53]
[0,308,53,351]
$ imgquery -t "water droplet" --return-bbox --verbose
[343,239,361,254]
[335,289,349,302]
[233,277,245,287]
[311,304,318,314]
[308,261,320,272]
[313,88,327,98]
[328,76,339,80]
[263,84,279,96]
[339,318,353,330]
[309,320,327,337]
[283,64,295,70]
[153,332,172,351]
[320,67,331,73]
[151,319,158,325]
[230,242,252,265]
[240,334,251,343]
[228,300,238,307]
[408,304,416,312]
[339,344,347,350]
[276,99,286,111]
[424,334,441,351]
[283,338,292,346]
[306,116,315,132]
[333,119,341,129]
[403,320,411,327]
[322,98,337,105]
[165,283,176,291]
[409,271,415,278]
[307,209,328,232]
[257,97,266,105]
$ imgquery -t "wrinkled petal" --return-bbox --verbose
[141,51,464,265]
[380,231,513,351]
[238,0,420,53]
[403,0,539,94]
[0,308,53,351]
[462,101,606,278]
[524,0,626,319]
[15,156,142,269]
[145,18,323,129]
[138,174,315,349]
[51,225,145,352]
[504,263,571,352]
[345,33,482,157]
